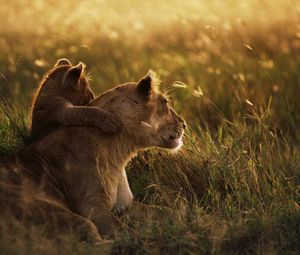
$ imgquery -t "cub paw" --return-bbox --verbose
[98,111,122,134]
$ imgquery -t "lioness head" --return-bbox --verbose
[40,58,94,105]
[90,71,186,150]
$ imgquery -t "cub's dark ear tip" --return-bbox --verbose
[74,62,83,71]
[61,62,85,87]
[55,58,71,67]
[75,62,86,71]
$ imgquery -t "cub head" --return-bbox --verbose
[39,59,94,105]
[91,71,186,150]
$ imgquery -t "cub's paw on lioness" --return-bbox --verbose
[30,58,121,139]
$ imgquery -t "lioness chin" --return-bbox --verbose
[0,68,185,242]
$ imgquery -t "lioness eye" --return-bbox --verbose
[133,100,139,104]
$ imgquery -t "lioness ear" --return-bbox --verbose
[136,71,153,99]
[62,62,84,88]
[55,58,72,67]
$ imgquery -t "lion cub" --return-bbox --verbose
[30,59,120,138]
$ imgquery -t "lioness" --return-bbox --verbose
[30,58,120,139]
[0,69,185,242]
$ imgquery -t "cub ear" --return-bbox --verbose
[55,58,72,67]
[136,70,153,99]
[62,62,84,88]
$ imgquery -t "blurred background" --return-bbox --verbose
[1,2,300,253]
[1,0,300,135]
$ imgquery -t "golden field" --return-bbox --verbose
[0,0,300,254]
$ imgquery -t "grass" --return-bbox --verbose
[1,0,300,254]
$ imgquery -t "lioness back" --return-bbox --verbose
[30,59,120,139]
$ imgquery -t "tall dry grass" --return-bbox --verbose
[1,0,300,254]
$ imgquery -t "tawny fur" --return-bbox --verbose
[0,69,185,242]
[30,58,120,139]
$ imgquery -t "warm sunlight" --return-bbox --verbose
[1,0,299,37]
[1,0,300,254]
